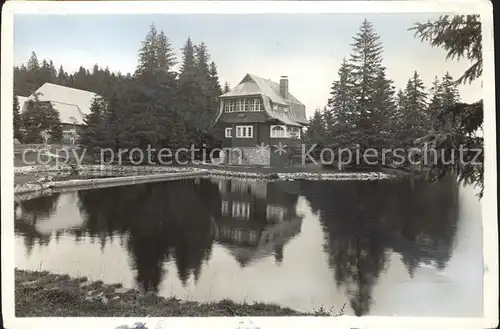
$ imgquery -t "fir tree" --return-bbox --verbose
[438,72,461,129]
[398,71,428,146]
[371,66,397,147]
[304,109,327,147]
[156,30,177,72]
[57,65,68,85]
[410,15,482,84]
[223,82,230,93]
[80,96,105,151]
[22,95,62,143]
[348,19,385,150]
[208,61,222,113]
[428,76,442,117]
[13,95,23,142]
[326,58,355,146]
[27,51,40,72]
[135,24,159,78]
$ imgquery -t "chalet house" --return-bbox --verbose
[20,83,101,144]
[211,178,303,267]
[213,74,308,167]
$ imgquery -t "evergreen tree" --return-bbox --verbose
[223,82,230,93]
[27,51,40,72]
[179,37,205,144]
[428,76,443,127]
[57,65,68,85]
[348,19,385,151]
[13,95,23,142]
[437,72,461,129]
[22,95,62,143]
[25,52,41,94]
[326,58,355,146]
[208,61,222,112]
[398,71,428,146]
[48,60,57,81]
[371,66,397,147]
[411,15,482,84]
[80,96,105,151]
[100,92,127,153]
[304,109,327,147]
[156,30,177,72]
[135,24,159,77]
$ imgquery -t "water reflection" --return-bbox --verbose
[14,175,481,316]
[214,179,302,267]
[300,174,460,316]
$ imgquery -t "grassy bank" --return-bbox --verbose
[16,269,331,317]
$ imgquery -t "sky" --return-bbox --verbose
[14,13,482,118]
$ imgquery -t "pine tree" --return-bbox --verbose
[22,95,62,143]
[13,95,23,142]
[57,65,68,85]
[27,51,40,72]
[25,52,41,94]
[208,61,222,112]
[48,60,57,82]
[326,58,355,146]
[348,19,385,150]
[304,109,327,147]
[80,96,105,151]
[371,66,397,147]
[100,92,127,153]
[156,30,177,72]
[223,82,230,93]
[438,72,461,129]
[427,76,443,129]
[398,71,428,146]
[410,15,482,84]
[179,37,205,144]
[135,24,159,78]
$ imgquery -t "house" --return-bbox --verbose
[213,74,308,167]
[211,178,303,267]
[21,83,101,143]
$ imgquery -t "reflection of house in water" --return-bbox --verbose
[211,179,302,266]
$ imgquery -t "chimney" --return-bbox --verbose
[279,76,288,99]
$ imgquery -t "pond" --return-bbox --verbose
[14,175,483,317]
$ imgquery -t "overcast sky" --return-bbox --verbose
[14,13,482,117]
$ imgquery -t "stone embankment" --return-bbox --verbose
[14,164,395,201]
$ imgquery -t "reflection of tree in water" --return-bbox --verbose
[76,179,221,293]
[300,176,459,316]
[15,194,60,254]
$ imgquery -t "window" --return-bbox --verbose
[224,98,262,113]
[225,128,232,138]
[288,127,301,139]
[270,125,287,138]
[232,201,251,219]
[236,125,253,138]
[221,201,230,216]
[266,205,286,222]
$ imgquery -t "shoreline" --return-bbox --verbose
[14,164,397,199]
[15,269,340,317]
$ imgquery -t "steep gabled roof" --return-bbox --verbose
[219,73,308,126]
[27,83,100,125]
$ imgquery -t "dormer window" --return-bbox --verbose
[224,98,262,113]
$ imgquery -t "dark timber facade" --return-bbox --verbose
[213,74,308,167]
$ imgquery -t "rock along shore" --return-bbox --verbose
[14,164,395,201]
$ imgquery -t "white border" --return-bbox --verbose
[1,1,497,329]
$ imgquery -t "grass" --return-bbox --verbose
[15,269,328,317]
